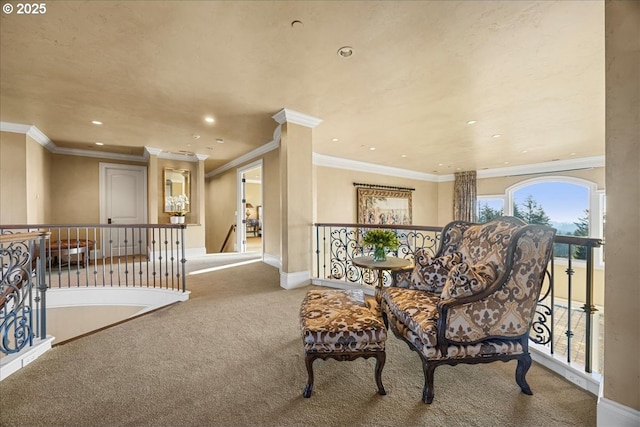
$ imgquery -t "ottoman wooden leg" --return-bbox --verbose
[303,353,315,398]
[375,351,387,395]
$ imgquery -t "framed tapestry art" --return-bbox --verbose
[357,187,412,225]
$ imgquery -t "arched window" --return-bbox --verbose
[479,176,604,265]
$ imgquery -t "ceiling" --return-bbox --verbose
[0,1,605,175]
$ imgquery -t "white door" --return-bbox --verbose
[100,163,147,256]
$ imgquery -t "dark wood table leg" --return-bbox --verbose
[303,353,315,398]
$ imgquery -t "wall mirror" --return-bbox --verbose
[164,168,191,213]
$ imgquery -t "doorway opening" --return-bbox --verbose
[237,161,263,254]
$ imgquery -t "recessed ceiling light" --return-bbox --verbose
[401,154,407,158]
[504,161,510,164]
[95,142,104,146]
[332,138,339,142]
[456,168,461,171]
[438,163,443,166]
[522,150,528,154]
[466,120,477,125]
[204,116,215,124]
[492,134,501,138]
[91,120,103,125]
[369,147,376,151]
[337,46,354,58]
[216,138,224,144]
[570,152,576,156]
[291,20,303,28]
[187,144,191,147]
[192,134,201,140]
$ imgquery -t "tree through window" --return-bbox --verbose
[477,177,602,262]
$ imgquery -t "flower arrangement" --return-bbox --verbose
[166,194,189,216]
[362,229,400,261]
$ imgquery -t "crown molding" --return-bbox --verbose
[1,122,56,150]
[53,146,147,162]
[313,153,446,182]
[0,121,32,134]
[158,152,198,162]
[144,146,163,156]
[206,138,279,179]
[272,108,322,128]
[477,156,605,179]
[313,154,605,183]
[2,121,148,162]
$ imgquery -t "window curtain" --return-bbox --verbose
[453,171,477,222]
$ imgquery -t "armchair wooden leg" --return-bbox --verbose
[374,351,387,395]
[381,311,389,329]
[516,354,533,395]
[422,361,436,404]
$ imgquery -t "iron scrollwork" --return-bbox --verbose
[1,239,34,355]
[530,269,553,345]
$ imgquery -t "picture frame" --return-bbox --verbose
[357,187,412,225]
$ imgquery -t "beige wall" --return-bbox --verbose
[25,135,51,224]
[314,166,440,226]
[50,155,148,224]
[262,149,280,259]
[437,181,454,226]
[205,168,237,253]
[279,123,313,273]
[0,131,28,223]
[603,0,639,412]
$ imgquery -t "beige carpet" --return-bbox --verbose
[0,258,596,427]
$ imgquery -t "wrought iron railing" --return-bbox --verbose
[534,235,604,374]
[314,223,605,375]
[1,231,49,356]
[314,223,441,287]
[0,224,187,293]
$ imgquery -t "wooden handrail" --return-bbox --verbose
[220,224,236,252]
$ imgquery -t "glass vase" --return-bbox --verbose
[373,246,387,262]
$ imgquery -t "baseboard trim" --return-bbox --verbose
[46,287,190,312]
[263,253,281,270]
[529,342,601,395]
[597,396,640,427]
[0,336,55,381]
[280,270,310,289]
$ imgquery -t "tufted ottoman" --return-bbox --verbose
[299,289,387,398]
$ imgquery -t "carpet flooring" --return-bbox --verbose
[0,256,597,427]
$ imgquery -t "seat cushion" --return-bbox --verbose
[300,290,386,353]
[382,287,440,348]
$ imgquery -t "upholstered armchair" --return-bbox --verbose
[381,217,556,403]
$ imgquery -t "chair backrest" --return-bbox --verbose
[443,221,557,343]
[437,217,526,273]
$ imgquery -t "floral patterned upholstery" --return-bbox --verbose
[409,249,463,292]
[440,261,498,300]
[300,289,387,352]
[381,216,556,403]
[299,289,389,398]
